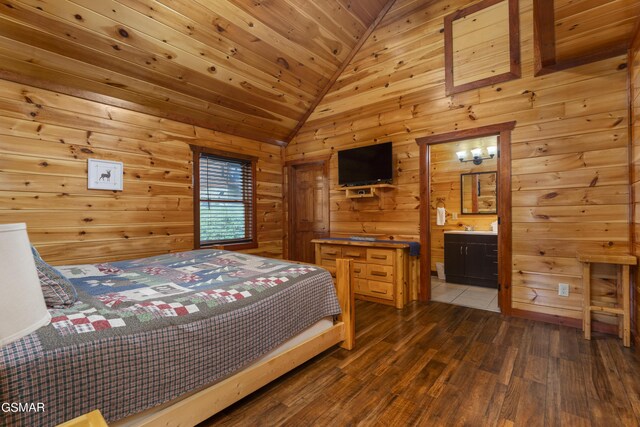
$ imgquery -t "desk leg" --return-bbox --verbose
[583,263,591,340]
[622,264,630,347]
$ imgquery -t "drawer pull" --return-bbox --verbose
[371,289,387,294]
[325,250,338,255]
[371,271,387,277]
[354,268,362,273]
[371,255,387,260]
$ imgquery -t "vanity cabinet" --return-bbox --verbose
[444,232,497,288]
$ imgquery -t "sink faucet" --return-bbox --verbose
[464,225,474,231]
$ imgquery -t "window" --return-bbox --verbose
[192,146,257,249]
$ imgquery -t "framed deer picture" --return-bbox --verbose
[88,159,124,191]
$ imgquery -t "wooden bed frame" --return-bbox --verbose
[114,258,354,427]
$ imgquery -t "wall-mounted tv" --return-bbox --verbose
[338,142,393,186]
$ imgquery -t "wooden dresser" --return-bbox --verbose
[312,239,419,309]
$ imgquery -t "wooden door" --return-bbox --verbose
[289,161,329,263]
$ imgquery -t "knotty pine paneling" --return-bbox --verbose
[451,0,511,87]
[286,0,630,323]
[553,0,640,62]
[0,78,283,265]
[631,29,640,342]
[0,0,390,143]
[430,141,497,271]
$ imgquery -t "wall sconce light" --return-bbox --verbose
[456,146,497,165]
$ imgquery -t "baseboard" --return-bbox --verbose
[510,308,619,335]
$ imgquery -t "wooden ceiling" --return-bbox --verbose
[0,0,638,145]
[0,0,391,144]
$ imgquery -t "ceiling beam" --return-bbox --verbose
[283,0,398,145]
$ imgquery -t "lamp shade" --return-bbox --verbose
[0,223,51,346]
[470,148,483,158]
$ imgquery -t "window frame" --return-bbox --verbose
[191,145,258,250]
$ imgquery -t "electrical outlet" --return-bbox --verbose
[452,212,458,220]
[558,283,570,297]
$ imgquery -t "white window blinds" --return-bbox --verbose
[197,153,254,246]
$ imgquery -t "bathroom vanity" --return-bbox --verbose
[444,231,497,288]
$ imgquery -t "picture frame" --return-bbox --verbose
[443,0,520,96]
[87,159,123,191]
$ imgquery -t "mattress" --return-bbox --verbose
[0,250,341,426]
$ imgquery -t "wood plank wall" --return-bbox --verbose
[430,141,497,271]
[0,78,283,265]
[285,0,630,323]
[553,0,639,62]
[631,28,640,341]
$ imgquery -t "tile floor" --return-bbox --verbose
[431,276,499,312]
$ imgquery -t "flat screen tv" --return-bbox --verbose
[338,142,393,186]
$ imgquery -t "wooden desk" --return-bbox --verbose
[313,239,419,309]
[578,252,636,347]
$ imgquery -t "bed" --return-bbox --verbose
[0,249,354,427]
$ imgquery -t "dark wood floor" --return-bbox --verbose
[202,300,640,426]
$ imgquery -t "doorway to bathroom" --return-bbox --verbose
[416,122,515,314]
[430,138,499,312]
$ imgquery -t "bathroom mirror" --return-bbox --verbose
[461,171,497,214]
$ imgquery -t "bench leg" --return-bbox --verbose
[583,263,591,340]
[622,265,630,347]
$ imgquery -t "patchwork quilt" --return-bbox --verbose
[1,250,341,426]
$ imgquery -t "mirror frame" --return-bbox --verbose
[460,171,497,215]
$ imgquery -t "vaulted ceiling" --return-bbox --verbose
[0,0,638,146]
[0,0,391,144]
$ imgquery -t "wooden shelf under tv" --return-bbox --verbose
[340,184,396,199]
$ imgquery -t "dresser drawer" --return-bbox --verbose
[366,264,393,282]
[320,245,341,259]
[352,262,366,278]
[357,279,393,300]
[341,247,366,260]
[366,248,394,265]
